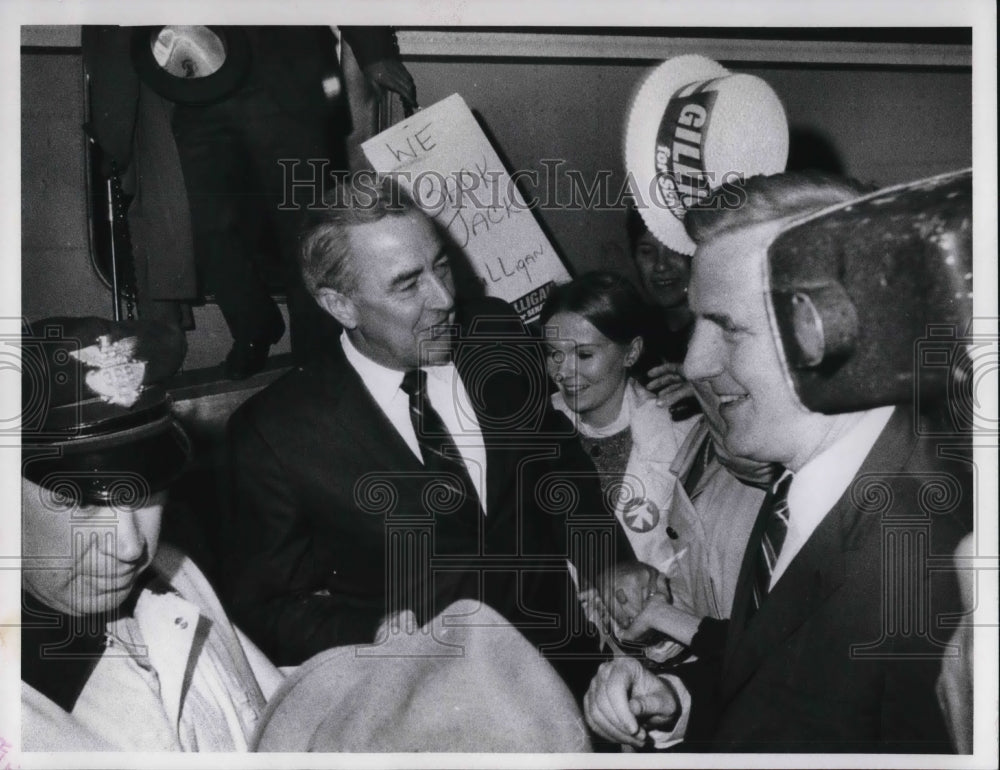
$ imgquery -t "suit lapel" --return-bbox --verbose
[721,407,914,702]
[322,350,488,557]
[722,501,846,700]
[319,352,424,476]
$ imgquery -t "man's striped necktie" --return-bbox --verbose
[401,368,482,514]
[751,471,794,614]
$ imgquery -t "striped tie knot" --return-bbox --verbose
[751,470,794,615]
[402,368,449,445]
[401,367,428,399]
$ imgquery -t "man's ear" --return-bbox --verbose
[316,287,359,329]
[625,336,644,368]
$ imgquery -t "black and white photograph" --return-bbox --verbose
[2,1,997,767]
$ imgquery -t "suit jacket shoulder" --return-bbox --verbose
[231,349,350,431]
[687,407,970,753]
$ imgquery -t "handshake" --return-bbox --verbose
[592,561,703,665]
[583,561,697,748]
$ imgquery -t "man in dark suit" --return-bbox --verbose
[583,173,970,752]
[221,182,608,697]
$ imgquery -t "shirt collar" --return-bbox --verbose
[341,332,405,403]
[787,405,896,533]
[341,332,454,399]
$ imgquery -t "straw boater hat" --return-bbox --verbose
[253,600,592,752]
[624,54,789,255]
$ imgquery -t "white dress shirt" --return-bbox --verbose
[771,405,895,587]
[341,333,488,513]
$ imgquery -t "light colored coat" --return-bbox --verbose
[254,600,591,752]
[553,379,696,573]
[665,419,766,618]
[21,544,282,751]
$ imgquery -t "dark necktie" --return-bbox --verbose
[400,368,482,517]
[750,470,794,614]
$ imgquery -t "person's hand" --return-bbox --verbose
[645,363,700,412]
[597,562,660,629]
[362,59,417,109]
[584,657,681,747]
[936,624,973,753]
[618,591,673,642]
[644,361,685,397]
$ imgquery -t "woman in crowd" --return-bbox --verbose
[539,272,699,662]
[540,271,695,571]
[541,271,774,666]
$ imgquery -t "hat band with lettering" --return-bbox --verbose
[624,54,789,254]
[653,76,726,220]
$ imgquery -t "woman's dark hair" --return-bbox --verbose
[540,271,650,349]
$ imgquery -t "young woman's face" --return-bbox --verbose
[543,311,640,428]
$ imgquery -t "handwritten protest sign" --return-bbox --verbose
[362,94,569,323]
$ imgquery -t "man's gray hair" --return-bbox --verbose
[299,177,423,296]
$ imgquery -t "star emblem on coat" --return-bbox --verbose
[621,496,660,533]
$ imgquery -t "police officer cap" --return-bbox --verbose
[21,316,191,506]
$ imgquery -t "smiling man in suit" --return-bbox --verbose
[583,173,971,753]
[221,180,606,699]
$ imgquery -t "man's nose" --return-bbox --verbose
[112,509,147,564]
[426,272,455,311]
[683,323,723,382]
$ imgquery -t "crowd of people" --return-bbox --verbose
[18,43,977,758]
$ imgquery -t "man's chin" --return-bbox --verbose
[723,435,778,468]
[421,347,453,366]
[719,431,752,461]
[43,592,129,617]
[420,328,456,366]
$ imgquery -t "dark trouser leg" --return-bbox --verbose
[172,102,284,348]
[240,105,345,365]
